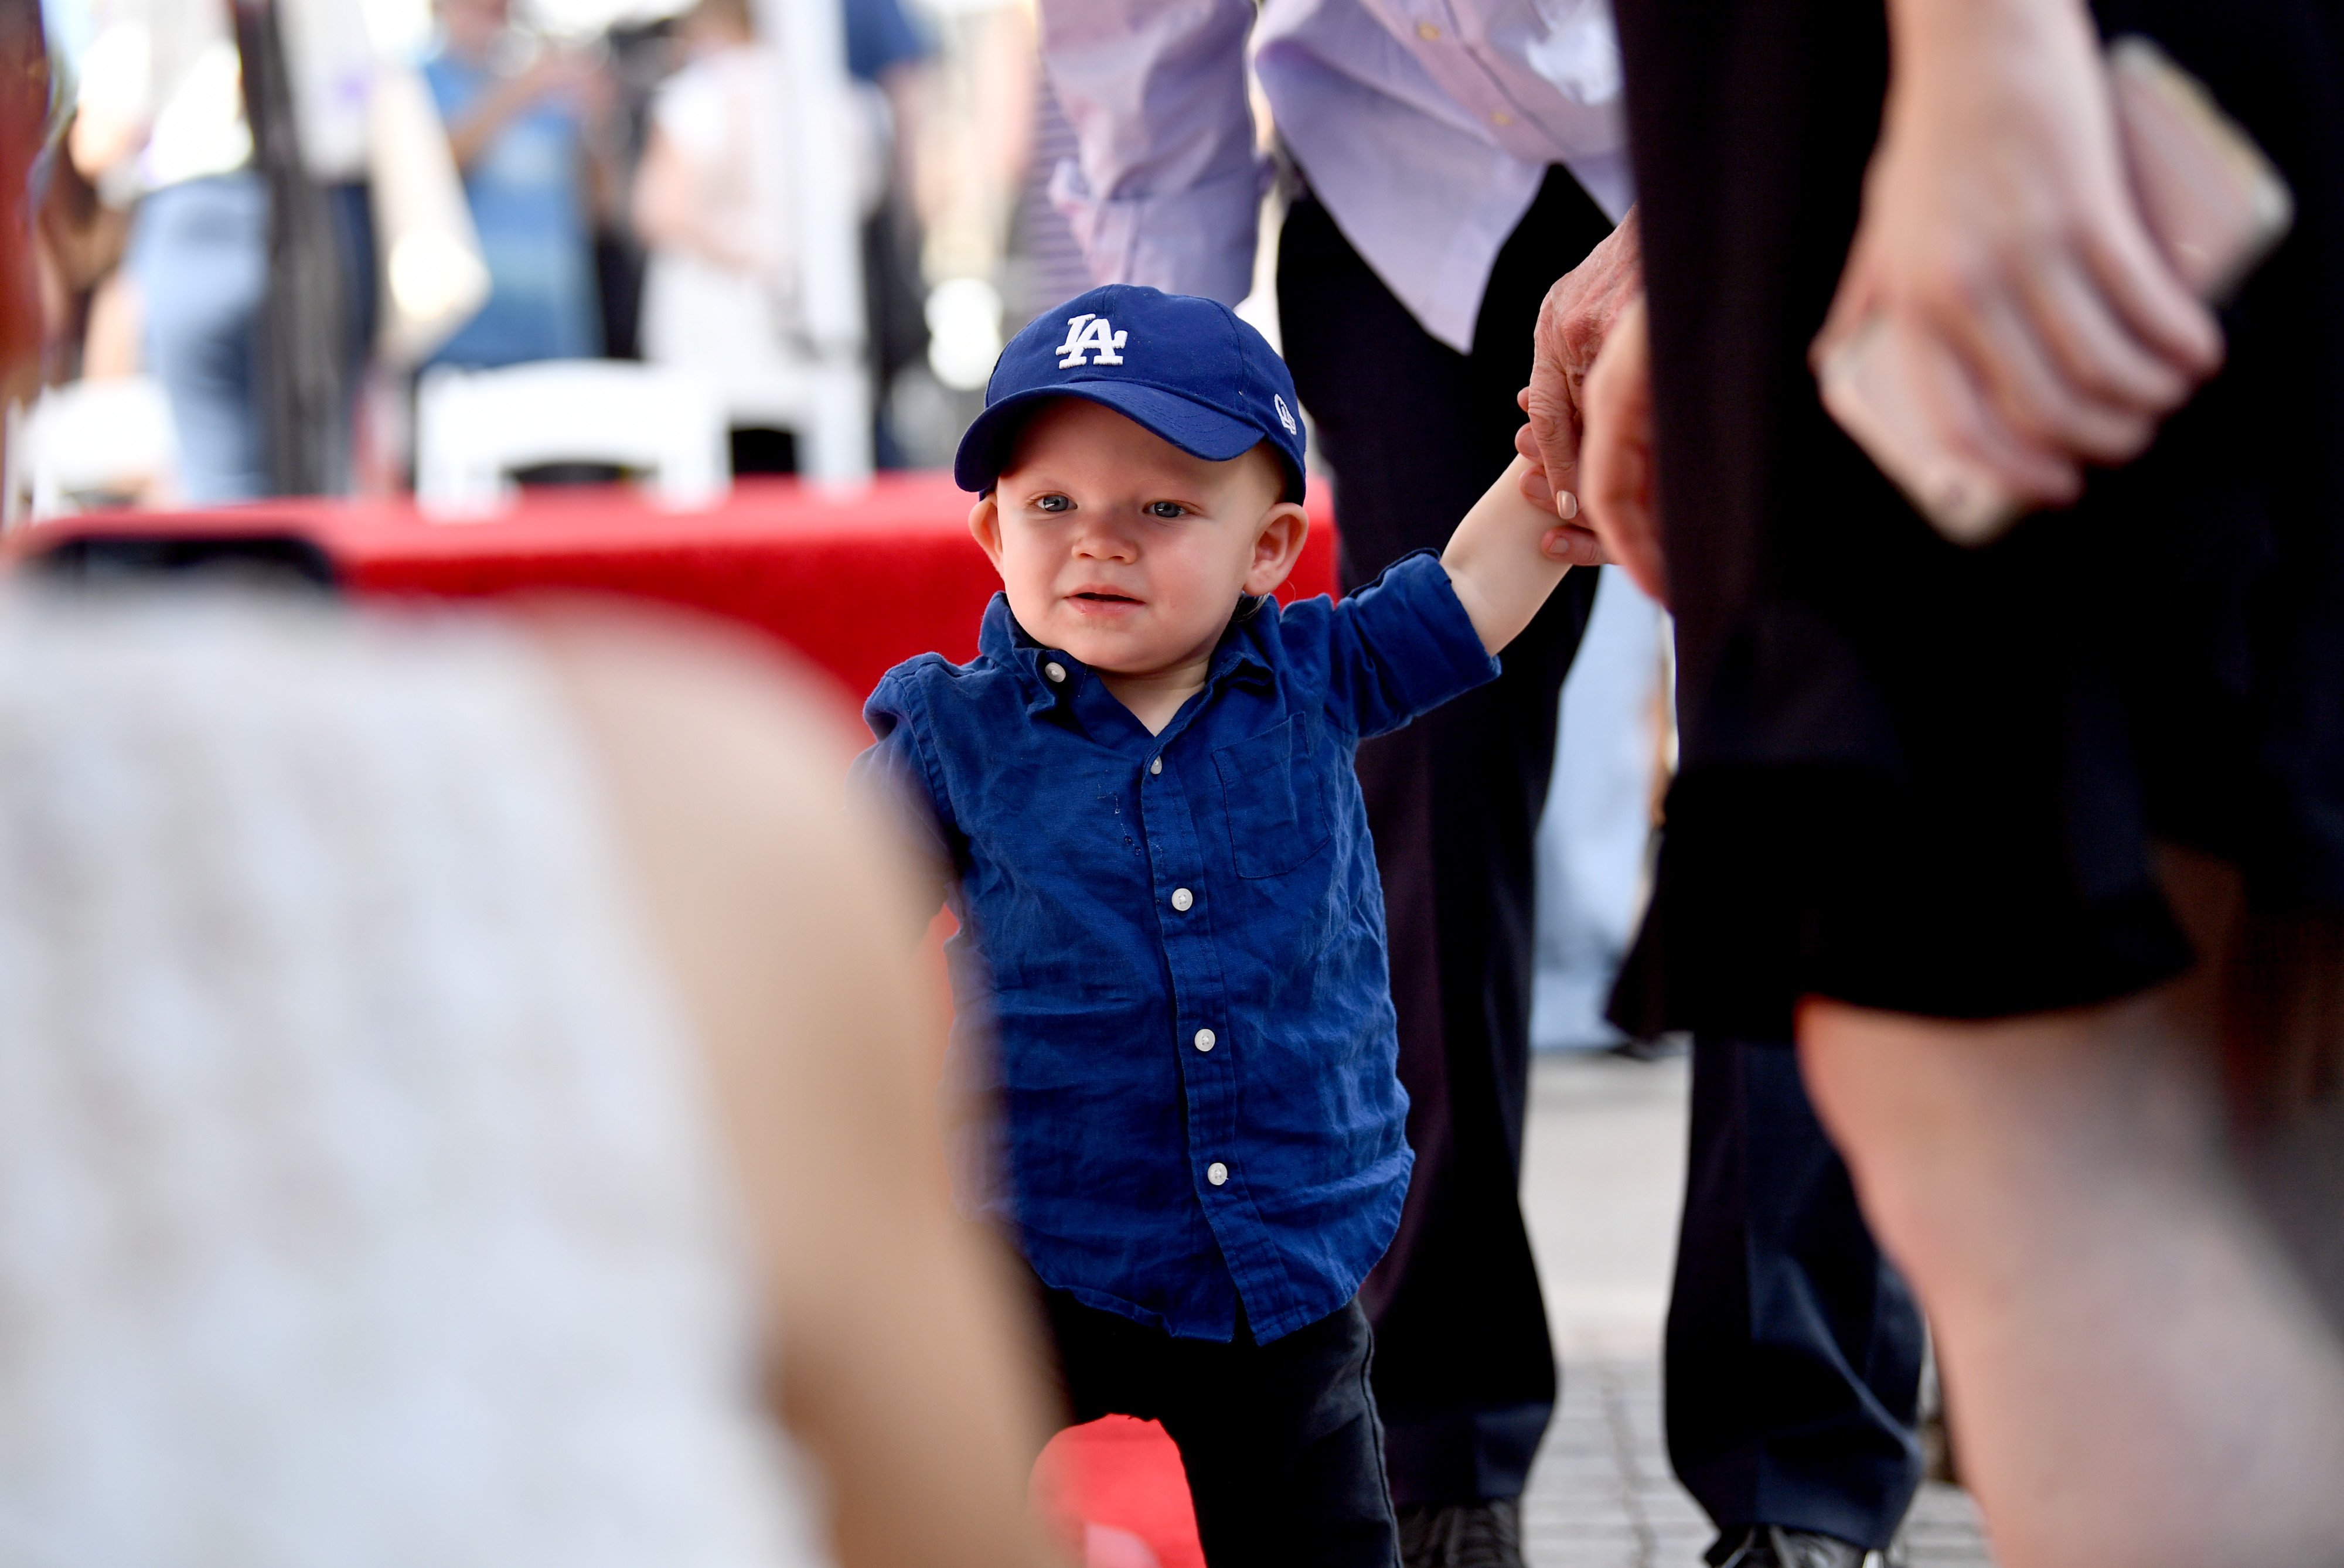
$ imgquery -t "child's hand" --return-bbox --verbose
[1441,455,1580,655]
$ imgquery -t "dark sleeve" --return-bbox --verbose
[1287,550,1501,740]
[853,671,954,922]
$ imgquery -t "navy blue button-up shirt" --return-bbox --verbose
[858,552,1499,1343]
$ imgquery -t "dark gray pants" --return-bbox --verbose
[1666,1039,1927,1552]
[1279,165,1610,1508]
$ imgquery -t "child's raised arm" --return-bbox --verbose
[1440,455,1580,655]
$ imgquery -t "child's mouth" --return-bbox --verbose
[1071,592,1142,606]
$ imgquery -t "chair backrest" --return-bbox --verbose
[413,360,729,520]
[4,377,180,524]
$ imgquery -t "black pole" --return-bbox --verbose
[232,0,347,497]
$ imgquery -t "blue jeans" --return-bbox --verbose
[128,173,269,503]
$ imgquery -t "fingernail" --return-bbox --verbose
[1556,490,1579,521]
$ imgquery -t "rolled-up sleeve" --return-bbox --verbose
[1036,0,1265,305]
[1298,552,1502,739]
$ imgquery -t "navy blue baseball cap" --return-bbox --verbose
[953,284,1308,502]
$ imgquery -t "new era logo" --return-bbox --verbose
[1057,313,1128,368]
[1275,394,1298,435]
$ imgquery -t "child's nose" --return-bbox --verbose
[1071,520,1138,560]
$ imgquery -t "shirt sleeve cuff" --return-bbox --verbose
[1391,552,1505,696]
[1347,551,1503,722]
[1047,156,1268,306]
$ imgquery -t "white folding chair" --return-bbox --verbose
[2,376,180,525]
[412,360,729,520]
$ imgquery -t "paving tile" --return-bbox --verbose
[1519,1057,1998,1568]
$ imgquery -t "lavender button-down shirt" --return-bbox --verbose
[1038,0,1631,353]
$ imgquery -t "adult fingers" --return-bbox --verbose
[2016,254,2192,415]
[1910,318,2089,506]
[2082,206,2225,381]
[1523,372,1586,521]
[1541,524,1607,565]
[1948,285,2159,463]
[1580,304,1669,604]
[1514,424,1565,508]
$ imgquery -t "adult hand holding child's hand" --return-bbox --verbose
[1514,207,1644,565]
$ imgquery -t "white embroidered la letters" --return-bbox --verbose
[1057,313,1128,369]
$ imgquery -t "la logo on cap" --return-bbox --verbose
[1057,313,1127,369]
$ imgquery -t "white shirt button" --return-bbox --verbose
[1415,21,1440,39]
[1194,1028,1217,1052]
[1207,1161,1229,1187]
[1171,887,1194,912]
[1150,757,1163,775]
[1044,662,1067,684]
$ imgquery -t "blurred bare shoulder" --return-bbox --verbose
[527,599,1057,1568]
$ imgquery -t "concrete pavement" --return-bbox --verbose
[1515,1051,1995,1568]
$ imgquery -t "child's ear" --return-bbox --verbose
[967,495,1006,575]
[1242,501,1311,598]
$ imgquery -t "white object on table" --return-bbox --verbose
[413,360,729,520]
[3,376,181,526]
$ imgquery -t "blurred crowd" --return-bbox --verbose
[22,0,1088,512]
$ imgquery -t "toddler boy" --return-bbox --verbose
[856,285,1577,1568]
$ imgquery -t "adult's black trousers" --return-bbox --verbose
[1665,1038,1927,1552]
[1276,165,1609,1505]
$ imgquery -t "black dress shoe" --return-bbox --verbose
[1706,1524,1894,1568]
[1395,1497,1525,1568]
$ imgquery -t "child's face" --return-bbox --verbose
[970,400,1308,679]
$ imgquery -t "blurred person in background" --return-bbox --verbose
[425,0,607,368]
[0,9,1061,1565]
[630,0,878,474]
[842,0,935,469]
[275,0,383,437]
[67,0,267,502]
[631,0,799,379]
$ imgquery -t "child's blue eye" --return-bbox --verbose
[1146,502,1185,520]
[1035,495,1071,513]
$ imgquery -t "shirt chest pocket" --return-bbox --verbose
[1212,717,1333,878]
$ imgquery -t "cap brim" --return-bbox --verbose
[955,382,1295,497]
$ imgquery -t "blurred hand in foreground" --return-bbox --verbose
[1578,294,1667,605]
[1810,0,2223,510]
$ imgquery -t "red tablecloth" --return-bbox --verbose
[15,473,1340,710]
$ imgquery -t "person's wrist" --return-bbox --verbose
[1887,0,2095,82]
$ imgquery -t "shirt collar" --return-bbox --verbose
[977,591,1280,720]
